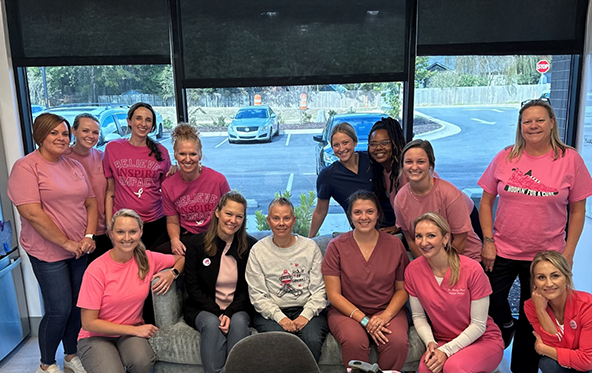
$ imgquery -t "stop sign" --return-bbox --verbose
[536,60,550,74]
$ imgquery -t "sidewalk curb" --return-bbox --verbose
[413,111,461,141]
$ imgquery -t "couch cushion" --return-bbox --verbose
[151,318,424,369]
[150,321,203,365]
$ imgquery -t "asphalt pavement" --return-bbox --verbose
[157,104,521,235]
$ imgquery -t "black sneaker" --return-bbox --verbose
[501,318,518,349]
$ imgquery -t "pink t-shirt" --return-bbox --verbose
[478,148,592,260]
[65,148,107,235]
[77,250,175,339]
[322,231,409,316]
[161,167,230,234]
[394,177,482,261]
[405,255,503,347]
[8,151,95,262]
[103,139,171,222]
[215,241,237,310]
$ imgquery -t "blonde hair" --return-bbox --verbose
[330,122,358,145]
[110,209,149,280]
[33,113,71,146]
[204,191,248,258]
[508,100,572,161]
[414,212,461,286]
[530,251,573,291]
[172,123,202,157]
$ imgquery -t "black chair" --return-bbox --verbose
[224,332,321,373]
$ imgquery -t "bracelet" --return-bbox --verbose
[85,234,95,240]
[484,236,495,243]
[360,316,370,328]
[349,308,359,318]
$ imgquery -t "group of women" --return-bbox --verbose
[312,98,592,373]
[7,98,592,373]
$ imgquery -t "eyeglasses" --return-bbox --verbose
[521,97,551,107]
[368,140,391,149]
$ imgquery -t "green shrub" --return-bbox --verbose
[212,115,226,127]
[328,109,337,117]
[255,190,317,237]
[163,118,174,129]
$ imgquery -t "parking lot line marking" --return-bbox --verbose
[285,133,291,146]
[286,173,294,192]
[214,138,228,148]
[471,118,496,125]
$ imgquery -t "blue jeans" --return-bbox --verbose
[539,356,592,373]
[194,311,251,373]
[29,254,87,366]
[253,306,329,363]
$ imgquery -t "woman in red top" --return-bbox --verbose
[525,251,592,373]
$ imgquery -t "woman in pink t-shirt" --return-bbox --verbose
[478,100,592,373]
[8,113,98,373]
[394,139,482,261]
[406,212,503,373]
[154,124,230,255]
[65,113,110,265]
[77,209,184,373]
[103,102,172,251]
[322,190,410,371]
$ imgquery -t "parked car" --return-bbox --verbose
[31,105,45,114]
[32,103,164,148]
[313,112,389,174]
[227,105,279,143]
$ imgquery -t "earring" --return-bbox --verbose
[198,162,203,173]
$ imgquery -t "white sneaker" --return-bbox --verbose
[63,356,87,373]
[35,364,64,373]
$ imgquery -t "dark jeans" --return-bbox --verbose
[151,230,195,255]
[28,253,87,366]
[539,356,592,373]
[253,307,329,363]
[87,233,112,265]
[142,216,168,325]
[194,311,251,373]
[142,216,167,251]
[487,255,540,373]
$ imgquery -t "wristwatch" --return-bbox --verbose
[170,268,180,279]
[360,316,370,328]
[85,234,96,241]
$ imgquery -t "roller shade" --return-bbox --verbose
[6,0,170,66]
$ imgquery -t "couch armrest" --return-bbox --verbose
[151,271,182,328]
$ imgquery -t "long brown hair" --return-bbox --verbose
[508,100,572,161]
[204,191,248,257]
[110,209,149,280]
[414,212,460,286]
[128,102,164,162]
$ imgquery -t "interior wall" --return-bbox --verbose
[573,1,592,293]
[0,3,43,319]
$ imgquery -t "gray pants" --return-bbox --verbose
[194,310,251,373]
[78,335,156,373]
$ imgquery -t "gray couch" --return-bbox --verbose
[150,233,426,373]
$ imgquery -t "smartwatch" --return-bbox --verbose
[360,316,370,328]
[171,268,180,279]
[85,234,96,241]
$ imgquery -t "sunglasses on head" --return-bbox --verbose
[521,97,551,107]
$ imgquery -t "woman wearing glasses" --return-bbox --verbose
[308,121,398,237]
[366,117,407,234]
[479,99,592,373]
